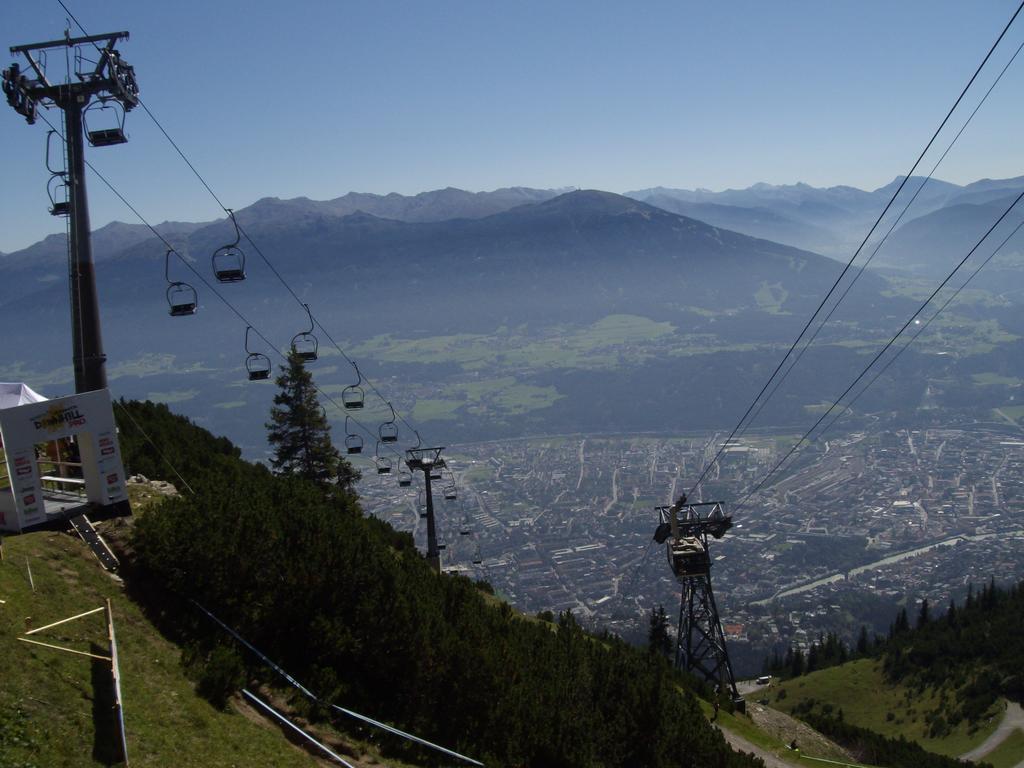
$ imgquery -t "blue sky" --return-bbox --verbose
[2,0,1024,252]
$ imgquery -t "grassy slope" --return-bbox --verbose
[770,659,1003,758]
[984,729,1024,768]
[0,529,331,768]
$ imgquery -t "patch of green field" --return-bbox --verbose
[0,361,74,387]
[574,314,675,345]
[773,659,1001,758]
[353,314,677,372]
[355,333,495,366]
[995,405,1024,424]
[212,400,246,409]
[492,383,563,414]
[145,389,198,404]
[413,398,462,421]
[972,372,1022,387]
[755,282,790,314]
[110,354,215,380]
[460,465,494,483]
[803,402,832,415]
[983,728,1024,768]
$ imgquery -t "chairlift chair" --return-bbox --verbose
[84,98,128,147]
[246,354,271,381]
[344,416,363,454]
[379,401,399,444]
[212,209,246,283]
[444,484,457,501]
[167,283,198,316]
[343,362,365,410]
[375,441,392,475]
[429,465,443,480]
[244,326,271,381]
[45,132,70,215]
[165,250,198,316]
[472,546,483,565]
[398,468,412,487]
[290,303,318,362]
[47,174,70,217]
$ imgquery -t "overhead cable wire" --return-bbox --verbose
[113,399,196,494]
[736,33,1024,441]
[32,111,406,466]
[685,0,1024,499]
[53,0,425,459]
[731,187,1024,516]
[817,215,1024,441]
[193,601,485,766]
[241,690,357,768]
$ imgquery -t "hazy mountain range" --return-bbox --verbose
[2,177,1021,452]
[626,175,1024,262]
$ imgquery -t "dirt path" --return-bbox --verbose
[715,725,799,768]
[960,701,1024,764]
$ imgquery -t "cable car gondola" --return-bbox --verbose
[212,209,246,283]
[375,441,392,475]
[379,401,399,444]
[165,250,198,316]
[343,362,365,410]
[84,98,128,146]
[244,326,271,381]
[291,303,318,362]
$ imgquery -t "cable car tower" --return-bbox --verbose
[653,496,743,711]
[405,446,447,573]
[3,30,139,393]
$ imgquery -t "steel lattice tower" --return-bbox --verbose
[655,498,743,710]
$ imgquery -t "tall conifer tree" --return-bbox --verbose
[266,352,358,490]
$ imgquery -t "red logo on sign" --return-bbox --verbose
[16,466,32,476]
[14,456,29,467]
[106,473,118,484]
[101,447,115,456]
[99,437,113,447]
[23,494,36,505]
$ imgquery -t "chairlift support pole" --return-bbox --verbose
[4,31,138,393]
[406,447,446,573]
[65,98,106,392]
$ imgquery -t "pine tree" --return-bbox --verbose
[648,604,673,661]
[893,607,910,635]
[917,598,930,629]
[856,625,869,656]
[266,352,358,490]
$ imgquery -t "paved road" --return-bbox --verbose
[960,702,1024,766]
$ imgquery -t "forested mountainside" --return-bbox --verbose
[115,400,762,767]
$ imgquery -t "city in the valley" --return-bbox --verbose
[358,422,1024,671]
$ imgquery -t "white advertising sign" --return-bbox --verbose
[0,388,129,533]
